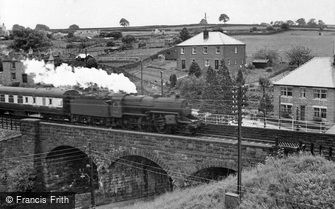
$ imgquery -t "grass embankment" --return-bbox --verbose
[116,154,335,209]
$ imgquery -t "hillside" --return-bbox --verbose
[108,154,335,209]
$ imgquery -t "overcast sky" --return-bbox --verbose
[0,0,334,29]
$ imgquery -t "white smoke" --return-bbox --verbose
[22,59,137,93]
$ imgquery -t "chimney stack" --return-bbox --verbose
[203,29,209,39]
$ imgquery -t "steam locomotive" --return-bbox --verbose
[0,86,201,135]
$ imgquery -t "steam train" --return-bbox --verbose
[0,86,201,134]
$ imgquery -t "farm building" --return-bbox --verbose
[273,56,335,123]
[176,30,246,73]
[252,59,270,68]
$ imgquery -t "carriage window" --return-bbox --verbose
[0,95,4,102]
[25,97,28,103]
[49,98,52,105]
[42,97,46,106]
[18,95,23,104]
[33,97,36,104]
[9,95,14,103]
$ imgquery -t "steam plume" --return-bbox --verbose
[22,59,137,93]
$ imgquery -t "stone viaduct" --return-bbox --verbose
[0,119,272,205]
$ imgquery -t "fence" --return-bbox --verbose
[196,113,330,133]
[0,115,21,131]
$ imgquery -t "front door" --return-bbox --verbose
[300,105,305,121]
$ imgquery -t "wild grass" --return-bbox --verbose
[112,154,335,209]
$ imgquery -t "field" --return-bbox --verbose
[234,30,335,61]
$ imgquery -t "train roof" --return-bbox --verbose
[0,86,80,97]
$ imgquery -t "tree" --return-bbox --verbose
[307,18,317,27]
[258,77,273,128]
[69,24,80,30]
[119,18,129,27]
[296,18,306,26]
[318,20,326,30]
[10,28,52,51]
[177,75,205,105]
[253,48,279,66]
[200,18,208,25]
[280,23,290,30]
[219,14,230,24]
[188,61,201,78]
[201,61,234,114]
[273,21,284,26]
[179,27,191,41]
[121,34,136,44]
[286,20,295,26]
[35,24,50,31]
[286,46,313,66]
[106,41,115,47]
[169,74,177,88]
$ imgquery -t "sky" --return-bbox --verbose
[0,0,334,29]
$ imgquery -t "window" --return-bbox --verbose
[192,47,196,54]
[18,95,23,104]
[11,73,16,80]
[11,62,16,69]
[280,104,292,117]
[42,97,46,106]
[180,47,185,54]
[22,74,28,83]
[234,47,238,54]
[300,88,306,98]
[215,60,219,69]
[280,87,293,96]
[203,46,208,54]
[181,60,186,69]
[204,60,210,67]
[25,97,28,103]
[216,46,220,54]
[49,98,53,105]
[33,97,36,104]
[8,95,14,103]
[314,107,327,119]
[313,89,327,99]
[227,59,231,66]
[0,95,4,102]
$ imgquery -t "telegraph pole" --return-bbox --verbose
[88,142,96,209]
[140,59,143,95]
[237,85,242,199]
[160,71,163,96]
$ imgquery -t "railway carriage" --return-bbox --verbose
[0,86,201,135]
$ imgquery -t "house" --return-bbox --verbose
[273,56,335,123]
[176,31,246,73]
[0,57,34,86]
[252,59,270,68]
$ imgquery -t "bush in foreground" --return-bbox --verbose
[117,154,335,209]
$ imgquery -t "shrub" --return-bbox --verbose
[250,26,258,32]
[122,35,136,44]
[246,62,255,69]
[106,41,115,47]
[266,25,274,31]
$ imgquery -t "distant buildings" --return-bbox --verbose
[74,29,100,38]
[273,56,335,123]
[0,56,34,86]
[176,31,246,73]
[0,23,9,37]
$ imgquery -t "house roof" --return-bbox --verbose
[177,31,245,46]
[252,59,269,63]
[273,57,335,88]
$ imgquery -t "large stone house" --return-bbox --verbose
[176,31,246,73]
[273,56,335,123]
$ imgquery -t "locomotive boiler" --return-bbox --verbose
[0,86,201,135]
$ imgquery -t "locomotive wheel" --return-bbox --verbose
[153,114,166,133]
